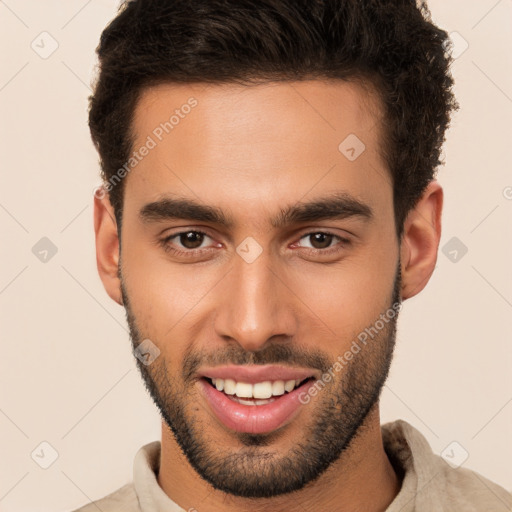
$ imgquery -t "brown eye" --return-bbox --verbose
[293,231,351,258]
[162,230,214,254]
[179,231,206,249]
[307,233,334,249]
[298,232,338,250]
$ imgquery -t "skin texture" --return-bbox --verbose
[94,80,443,512]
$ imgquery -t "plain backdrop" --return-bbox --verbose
[0,1,511,510]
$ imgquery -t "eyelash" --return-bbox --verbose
[159,229,350,258]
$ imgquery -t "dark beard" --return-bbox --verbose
[120,263,402,498]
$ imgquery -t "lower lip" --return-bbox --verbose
[198,378,315,434]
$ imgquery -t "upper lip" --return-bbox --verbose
[199,364,318,384]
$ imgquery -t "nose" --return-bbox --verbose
[214,248,298,352]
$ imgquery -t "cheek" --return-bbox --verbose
[121,237,222,346]
[292,273,379,346]
[294,236,398,300]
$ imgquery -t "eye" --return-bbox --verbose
[161,230,217,257]
[294,231,350,255]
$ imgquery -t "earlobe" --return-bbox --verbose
[399,181,443,300]
[93,187,123,305]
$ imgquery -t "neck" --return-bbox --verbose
[157,403,401,512]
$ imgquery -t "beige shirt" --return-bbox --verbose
[73,419,512,511]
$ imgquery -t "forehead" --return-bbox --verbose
[133,79,383,147]
[125,79,390,225]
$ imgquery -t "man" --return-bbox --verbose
[76,0,511,510]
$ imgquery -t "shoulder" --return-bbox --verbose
[382,419,512,511]
[428,451,512,510]
[71,482,140,512]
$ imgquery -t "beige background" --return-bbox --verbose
[0,1,511,510]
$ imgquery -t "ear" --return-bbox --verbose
[93,187,123,305]
[399,180,443,300]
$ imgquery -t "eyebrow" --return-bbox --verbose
[139,192,373,229]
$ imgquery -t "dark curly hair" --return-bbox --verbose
[88,0,458,238]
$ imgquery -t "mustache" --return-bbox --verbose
[182,342,332,383]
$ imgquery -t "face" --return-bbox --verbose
[117,80,402,498]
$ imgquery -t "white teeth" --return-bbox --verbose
[253,381,273,399]
[272,380,285,396]
[207,377,307,399]
[235,382,253,398]
[231,396,276,406]
[223,378,236,395]
[284,380,296,392]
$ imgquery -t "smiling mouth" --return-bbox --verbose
[198,371,318,434]
[203,376,315,405]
